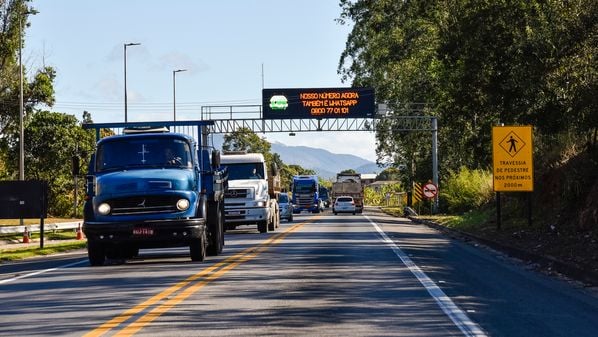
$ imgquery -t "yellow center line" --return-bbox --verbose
[85,217,317,337]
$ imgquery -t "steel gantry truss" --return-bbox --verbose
[200,104,439,212]
[200,104,436,133]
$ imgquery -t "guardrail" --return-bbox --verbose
[0,221,82,235]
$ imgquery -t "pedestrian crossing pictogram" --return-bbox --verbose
[499,131,526,157]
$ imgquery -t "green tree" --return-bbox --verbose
[2,111,96,215]
[338,0,598,178]
[1,0,56,178]
[339,169,357,175]
[222,127,317,191]
[376,167,402,181]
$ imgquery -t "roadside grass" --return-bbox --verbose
[380,206,497,233]
[1,230,79,242]
[0,218,82,226]
[1,230,86,262]
[0,241,87,262]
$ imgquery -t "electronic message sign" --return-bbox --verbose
[262,87,375,119]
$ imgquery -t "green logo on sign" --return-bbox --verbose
[269,95,288,110]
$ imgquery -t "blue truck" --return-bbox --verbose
[82,121,226,266]
[291,175,321,213]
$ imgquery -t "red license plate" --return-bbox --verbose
[133,228,154,236]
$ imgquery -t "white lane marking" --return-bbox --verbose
[365,215,487,337]
[0,259,88,285]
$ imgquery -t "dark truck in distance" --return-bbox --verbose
[82,121,226,266]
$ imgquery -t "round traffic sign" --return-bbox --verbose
[422,183,438,199]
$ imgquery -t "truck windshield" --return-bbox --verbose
[96,137,192,172]
[221,163,265,180]
[294,180,315,193]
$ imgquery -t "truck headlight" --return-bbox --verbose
[98,203,111,215]
[176,199,190,211]
[256,201,265,207]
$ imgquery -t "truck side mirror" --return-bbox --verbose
[87,154,95,174]
[211,149,221,170]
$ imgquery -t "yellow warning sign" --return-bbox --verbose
[413,182,423,203]
[492,126,533,192]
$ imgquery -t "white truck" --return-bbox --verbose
[220,153,280,233]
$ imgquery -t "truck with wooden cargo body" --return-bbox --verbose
[82,121,226,266]
[331,173,364,213]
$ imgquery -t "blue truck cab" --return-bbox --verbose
[82,121,226,266]
[291,175,321,213]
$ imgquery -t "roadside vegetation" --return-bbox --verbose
[340,1,597,276]
[0,241,86,262]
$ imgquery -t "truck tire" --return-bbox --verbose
[126,246,139,259]
[207,201,224,256]
[190,230,206,262]
[88,241,106,266]
[258,220,268,233]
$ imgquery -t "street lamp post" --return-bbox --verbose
[172,69,187,121]
[124,42,140,123]
[18,15,24,181]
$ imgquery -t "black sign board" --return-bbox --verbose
[262,87,375,119]
[0,181,48,219]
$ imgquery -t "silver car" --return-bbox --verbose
[278,192,294,222]
[333,196,356,215]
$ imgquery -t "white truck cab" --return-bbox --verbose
[221,153,279,233]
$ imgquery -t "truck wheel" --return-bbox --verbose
[258,220,268,233]
[190,230,206,262]
[207,201,224,256]
[126,246,139,259]
[88,241,106,266]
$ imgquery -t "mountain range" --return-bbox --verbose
[270,143,380,180]
[212,135,381,180]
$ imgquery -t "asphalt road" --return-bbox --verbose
[1,208,597,336]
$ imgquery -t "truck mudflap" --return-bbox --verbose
[83,218,206,247]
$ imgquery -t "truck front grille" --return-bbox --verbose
[108,195,179,215]
[225,189,249,199]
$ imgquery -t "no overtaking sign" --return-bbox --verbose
[422,182,438,199]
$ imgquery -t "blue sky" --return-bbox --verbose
[24,0,377,161]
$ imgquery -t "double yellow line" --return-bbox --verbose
[84,218,315,337]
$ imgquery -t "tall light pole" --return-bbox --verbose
[18,15,24,181]
[124,42,140,122]
[172,69,186,121]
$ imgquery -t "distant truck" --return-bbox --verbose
[319,186,330,208]
[292,175,322,213]
[82,121,226,266]
[331,173,364,213]
[220,153,280,233]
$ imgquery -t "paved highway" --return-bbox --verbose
[1,208,597,336]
